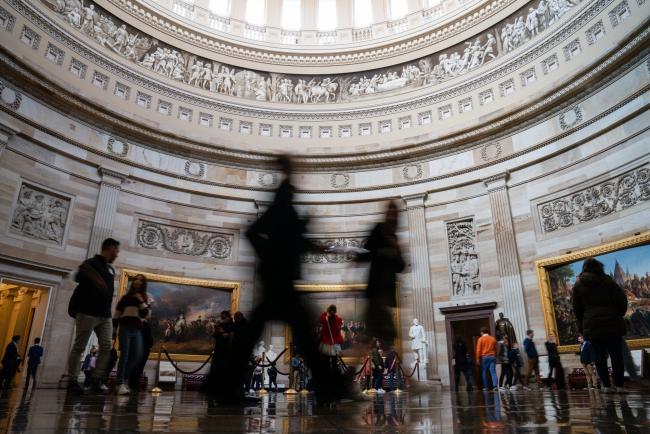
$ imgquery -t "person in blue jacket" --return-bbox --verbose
[25,337,44,390]
[577,334,597,389]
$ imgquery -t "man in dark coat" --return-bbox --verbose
[66,238,120,395]
[453,337,473,391]
[1,336,21,390]
[356,201,405,347]
[212,156,343,405]
[572,257,628,391]
[25,337,44,390]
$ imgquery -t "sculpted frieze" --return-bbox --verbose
[537,165,650,233]
[40,0,581,105]
[302,238,366,264]
[136,219,233,259]
[10,182,71,246]
[446,219,482,297]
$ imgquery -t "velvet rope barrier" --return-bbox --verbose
[400,361,419,378]
[254,347,289,368]
[353,357,371,381]
[265,356,291,376]
[162,348,213,375]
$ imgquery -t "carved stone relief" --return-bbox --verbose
[446,219,482,297]
[9,182,71,246]
[403,164,423,181]
[40,0,580,105]
[537,164,650,233]
[302,238,366,263]
[0,5,16,32]
[136,219,233,259]
[184,160,206,178]
[559,105,583,129]
[107,137,129,156]
[331,173,351,189]
[0,81,22,110]
[258,173,278,187]
[481,143,503,161]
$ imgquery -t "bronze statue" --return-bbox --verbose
[495,312,517,343]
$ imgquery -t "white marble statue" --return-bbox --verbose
[254,340,266,358]
[409,318,427,363]
[266,344,277,363]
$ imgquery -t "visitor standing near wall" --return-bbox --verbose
[66,238,120,395]
[572,257,628,393]
[475,327,498,391]
[498,335,512,390]
[545,334,565,389]
[577,335,597,389]
[24,337,44,390]
[319,305,343,373]
[509,342,523,388]
[112,274,150,395]
[370,340,385,393]
[523,329,541,390]
[1,335,21,391]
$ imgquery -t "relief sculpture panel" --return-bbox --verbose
[136,219,234,259]
[302,238,365,263]
[39,0,581,105]
[446,219,482,297]
[9,182,71,245]
[537,165,650,233]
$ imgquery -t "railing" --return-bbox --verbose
[208,14,230,32]
[145,0,489,46]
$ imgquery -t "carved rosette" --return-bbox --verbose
[538,166,650,233]
[302,238,365,263]
[136,220,233,259]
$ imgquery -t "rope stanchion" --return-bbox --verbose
[258,352,268,395]
[162,348,213,375]
[353,357,371,381]
[151,342,164,393]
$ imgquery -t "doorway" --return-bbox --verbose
[439,302,496,391]
[0,278,51,386]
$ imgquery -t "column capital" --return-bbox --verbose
[98,166,128,187]
[483,172,510,191]
[402,193,427,209]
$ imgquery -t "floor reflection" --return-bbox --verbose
[1,386,649,433]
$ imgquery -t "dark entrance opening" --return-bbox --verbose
[439,302,497,391]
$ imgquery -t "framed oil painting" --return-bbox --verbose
[536,232,650,353]
[285,284,401,364]
[117,269,239,362]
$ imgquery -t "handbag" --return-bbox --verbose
[319,316,342,356]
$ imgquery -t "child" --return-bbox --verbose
[509,342,523,389]
[25,337,44,389]
[82,346,97,388]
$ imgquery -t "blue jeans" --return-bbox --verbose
[116,325,143,385]
[481,355,498,389]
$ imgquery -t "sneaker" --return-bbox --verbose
[116,384,130,395]
[499,387,507,391]
[523,386,531,391]
[67,381,84,396]
[92,382,109,393]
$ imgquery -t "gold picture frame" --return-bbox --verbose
[284,283,401,365]
[117,269,240,362]
[536,232,650,353]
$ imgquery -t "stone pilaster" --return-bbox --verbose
[484,173,528,342]
[402,194,436,379]
[87,167,126,257]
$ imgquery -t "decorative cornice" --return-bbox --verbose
[106,0,517,68]
[98,166,128,185]
[483,172,509,189]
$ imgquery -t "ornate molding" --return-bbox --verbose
[446,218,482,297]
[107,0,517,67]
[301,238,366,263]
[107,136,129,157]
[135,219,234,259]
[537,163,650,233]
[403,164,423,181]
[23,0,585,107]
[0,80,22,111]
[184,160,206,178]
[559,105,583,129]
[481,143,503,161]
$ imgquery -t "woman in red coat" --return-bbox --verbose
[319,305,344,371]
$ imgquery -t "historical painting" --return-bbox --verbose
[286,284,400,363]
[118,270,239,361]
[536,233,650,352]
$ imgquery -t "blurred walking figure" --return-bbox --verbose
[498,335,512,390]
[453,337,473,392]
[24,337,44,390]
[572,257,628,393]
[545,334,565,389]
[215,155,343,405]
[356,200,405,347]
[1,336,21,390]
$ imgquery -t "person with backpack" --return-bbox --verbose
[509,342,524,389]
[66,238,120,395]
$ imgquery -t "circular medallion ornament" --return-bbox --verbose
[208,235,232,259]
[331,173,350,189]
[0,83,21,110]
[258,173,278,187]
[184,160,206,178]
[559,106,583,130]
[107,137,129,157]
[136,222,163,249]
[481,143,503,161]
[403,164,423,181]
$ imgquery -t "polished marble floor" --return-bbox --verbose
[1,386,649,433]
